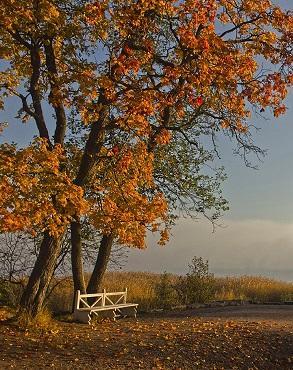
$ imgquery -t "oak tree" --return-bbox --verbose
[0,0,292,315]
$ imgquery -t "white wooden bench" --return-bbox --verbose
[73,288,138,324]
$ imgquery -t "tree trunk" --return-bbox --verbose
[19,232,61,317]
[71,220,86,311]
[87,233,115,293]
[71,220,86,293]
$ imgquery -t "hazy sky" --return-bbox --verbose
[1,0,292,281]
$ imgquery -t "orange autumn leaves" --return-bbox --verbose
[0,140,87,236]
[0,140,169,247]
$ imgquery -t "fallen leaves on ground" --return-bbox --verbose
[0,309,292,369]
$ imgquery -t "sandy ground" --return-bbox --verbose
[155,304,293,326]
[0,304,292,369]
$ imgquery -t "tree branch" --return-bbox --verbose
[29,46,52,147]
[74,92,108,187]
[44,39,67,145]
[219,16,262,38]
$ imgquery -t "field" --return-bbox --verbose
[0,304,292,369]
[2,272,292,314]
[45,271,293,312]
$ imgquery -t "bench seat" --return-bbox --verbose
[77,303,138,311]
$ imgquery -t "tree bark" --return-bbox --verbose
[19,232,61,316]
[71,220,87,311]
[87,233,115,293]
[71,220,86,293]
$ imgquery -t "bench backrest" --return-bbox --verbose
[75,288,128,310]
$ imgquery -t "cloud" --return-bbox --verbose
[125,218,293,281]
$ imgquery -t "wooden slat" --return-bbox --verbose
[79,292,104,298]
[76,290,81,310]
[77,303,138,312]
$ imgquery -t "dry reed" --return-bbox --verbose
[47,271,293,313]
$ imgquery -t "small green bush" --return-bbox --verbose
[181,256,216,304]
[154,272,178,309]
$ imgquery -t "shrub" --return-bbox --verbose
[17,308,59,333]
[183,256,216,304]
[154,272,178,309]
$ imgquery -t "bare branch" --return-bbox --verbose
[219,16,262,38]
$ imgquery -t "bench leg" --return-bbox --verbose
[73,310,91,324]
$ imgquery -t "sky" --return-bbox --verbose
[1,0,293,282]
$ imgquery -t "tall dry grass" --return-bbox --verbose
[214,275,293,302]
[46,271,293,313]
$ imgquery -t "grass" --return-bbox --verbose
[15,308,59,333]
[46,271,293,313]
[214,275,293,302]
[1,271,292,313]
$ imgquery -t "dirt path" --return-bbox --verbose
[0,305,292,369]
[155,304,293,327]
